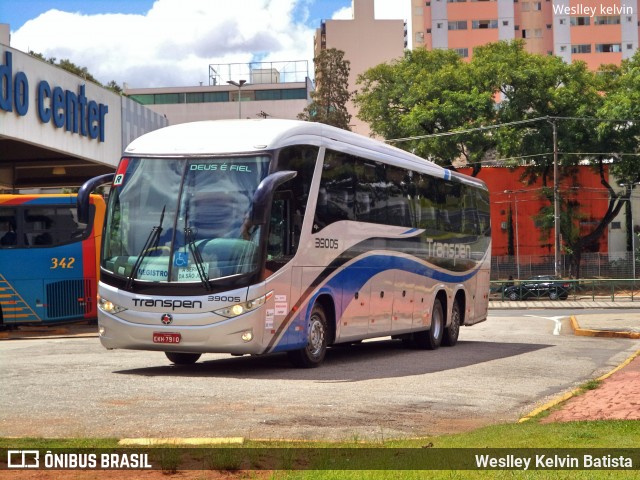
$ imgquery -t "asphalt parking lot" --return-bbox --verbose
[1,311,638,441]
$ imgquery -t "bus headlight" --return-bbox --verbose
[98,296,127,314]
[214,291,273,318]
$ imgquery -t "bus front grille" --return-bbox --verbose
[46,279,93,319]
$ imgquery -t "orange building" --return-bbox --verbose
[411,0,638,68]
[458,166,610,257]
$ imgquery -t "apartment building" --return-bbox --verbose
[411,0,639,68]
[314,0,406,136]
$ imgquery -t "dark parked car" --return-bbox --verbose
[503,275,570,301]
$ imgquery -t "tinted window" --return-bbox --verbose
[23,206,89,247]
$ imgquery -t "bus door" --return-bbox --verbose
[263,192,294,345]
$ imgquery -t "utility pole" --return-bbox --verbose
[550,117,561,278]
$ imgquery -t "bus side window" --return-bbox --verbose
[0,209,17,246]
[24,207,89,247]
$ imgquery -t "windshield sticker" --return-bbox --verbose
[113,158,129,186]
[178,264,210,281]
[137,268,169,280]
[189,164,253,173]
[174,251,189,267]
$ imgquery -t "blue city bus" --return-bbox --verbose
[0,194,106,327]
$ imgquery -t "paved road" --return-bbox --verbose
[1,311,638,441]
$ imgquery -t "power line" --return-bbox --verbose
[385,115,639,144]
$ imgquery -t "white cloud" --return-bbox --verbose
[331,7,352,20]
[10,0,410,88]
[10,0,320,87]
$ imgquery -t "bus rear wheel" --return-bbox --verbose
[413,298,444,350]
[165,352,201,365]
[442,301,461,347]
[287,304,328,368]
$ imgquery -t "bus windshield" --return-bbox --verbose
[102,155,271,284]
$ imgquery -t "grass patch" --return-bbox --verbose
[2,422,638,479]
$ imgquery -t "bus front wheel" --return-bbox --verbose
[165,352,201,365]
[414,298,444,350]
[287,304,328,368]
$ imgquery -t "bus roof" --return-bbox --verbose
[124,119,486,190]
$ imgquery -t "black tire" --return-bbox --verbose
[165,352,201,365]
[287,304,328,368]
[414,298,444,350]
[549,290,559,300]
[508,290,519,301]
[442,301,461,347]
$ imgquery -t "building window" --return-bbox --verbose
[452,48,469,57]
[571,44,592,54]
[628,43,634,50]
[448,20,468,30]
[416,32,425,43]
[436,22,443,28]
[447,0,466,2]
[559,18,566,25]
[521,29,541,38]
[595,43,622,52]
[503,20,510,26]
[570,16,590,26]
[533,1,542,10]
[153,93,185,104]
[594,16,621,25]
[521,2,530,11]
[472,19,498,29]
[560,45,567,52]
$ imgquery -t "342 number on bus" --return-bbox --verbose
[315,238,339,249]
[50,257,76,269]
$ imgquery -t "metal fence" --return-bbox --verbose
[490,278,640,302]
[491,251,638,280]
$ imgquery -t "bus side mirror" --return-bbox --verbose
[251,170,297,225]
[77,173,115,223]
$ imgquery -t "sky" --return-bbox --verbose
[0,0,410,88]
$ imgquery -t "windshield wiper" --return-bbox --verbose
[126,205,166,290]
[184,226,212,291]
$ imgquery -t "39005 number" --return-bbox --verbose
[315,238,339,249]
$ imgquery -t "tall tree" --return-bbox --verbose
[298,48,352,130]
[354,48,496,176]
[354,40,640,277]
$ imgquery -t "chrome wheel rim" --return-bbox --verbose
[307,315,325,358]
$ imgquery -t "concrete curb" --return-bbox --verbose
[569,316,640,339]
[518,349,640,423]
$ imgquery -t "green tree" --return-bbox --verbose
[354,40,640,277]
[354,48,496,175]
[298,48,352,130]
[28,51,123,94]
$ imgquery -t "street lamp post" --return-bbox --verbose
[227,79,246,119]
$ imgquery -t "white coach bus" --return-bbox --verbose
[78,119,491,368]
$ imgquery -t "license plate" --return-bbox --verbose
[153,332,181,344]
